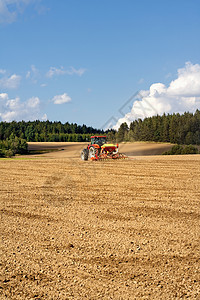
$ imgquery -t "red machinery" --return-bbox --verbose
[81,136,128,161]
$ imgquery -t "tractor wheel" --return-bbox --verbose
[89,146,98,159]
[81,149,89,161]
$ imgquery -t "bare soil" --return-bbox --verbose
[1,143,200,299]
[27,141,173,157]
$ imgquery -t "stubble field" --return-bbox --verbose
[0,142,200,299]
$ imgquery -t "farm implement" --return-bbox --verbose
[81,136,128,161]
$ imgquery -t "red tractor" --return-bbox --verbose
[81,135,127,161]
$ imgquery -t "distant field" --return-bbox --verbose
[28,141,174,157]
[1,144,200,299]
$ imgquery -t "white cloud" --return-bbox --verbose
[0,69,6,74]
[26,64,39,83]
[0,0,16,23]
[27,96,40,108]
[67,67,86,76]
[114,62,200,129]
[0,92,47,121]
[0,93,9,100]
[52,93,71,105]
[168,62,200,96]
[0,74,21,89]
[0,0,43,24]
[41,113,47,121]
[46,66,66,78]
[46,66,86,78]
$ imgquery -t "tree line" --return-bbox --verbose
[0,120,103,142]
[112,110,200,145]
[0,110,199,157]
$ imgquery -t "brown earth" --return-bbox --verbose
[0,143,200,299]
[28,141,174,157]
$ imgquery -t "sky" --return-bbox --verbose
[0,0,200,129]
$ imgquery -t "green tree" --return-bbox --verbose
[117,122,129,142]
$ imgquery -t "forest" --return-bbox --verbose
[0,120,103,142]
[113,110,200,145]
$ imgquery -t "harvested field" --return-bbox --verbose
[0,143,200,299]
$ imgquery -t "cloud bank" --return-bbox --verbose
[114,62,200,129]
[0,93,47,121]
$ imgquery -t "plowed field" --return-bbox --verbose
[1,143,200,299]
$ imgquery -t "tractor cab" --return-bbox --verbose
[90,136,107,146]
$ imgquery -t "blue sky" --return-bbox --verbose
[0,0,200,129]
